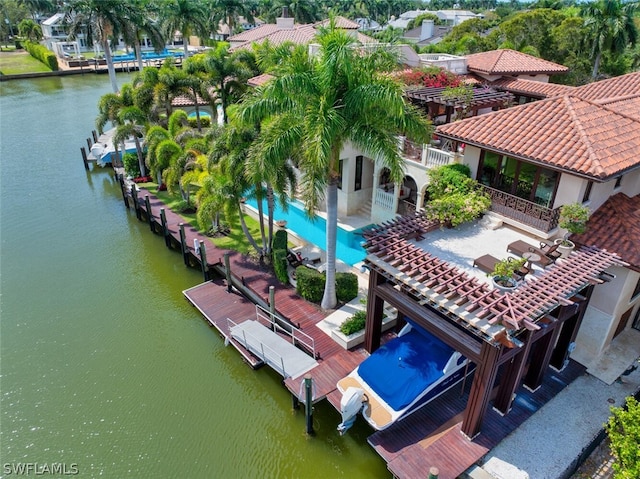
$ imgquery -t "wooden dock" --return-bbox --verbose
[123,184,589,479]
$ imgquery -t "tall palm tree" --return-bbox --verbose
[582,0,639,79]
[160,0,208,58]
[237,22,431,309]
[207,0,255,34]
[125,0,166,72]
[113,105,148,176]
[201,45,257,124]
[66,0,137,93]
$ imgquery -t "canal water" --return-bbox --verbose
[0,74,389,478]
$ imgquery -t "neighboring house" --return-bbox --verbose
[401,20,451,47]
[435,71,640,376]
[387,9,481,30]
[228,15,373,52]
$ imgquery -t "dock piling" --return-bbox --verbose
[86,137,92,151]
[428,467,439,479]
[199,240,209,281]
[80,147,89,170]
[92,130,98,143]
[131,186,141,219]
[304,375,314,436]
[224,253,232,292]
[179,223,188,265]
[160,209,170,247]
[144,195,153,230]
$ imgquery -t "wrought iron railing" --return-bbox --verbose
[480,185,560,232]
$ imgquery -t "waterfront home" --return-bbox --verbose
[435,71,640,380]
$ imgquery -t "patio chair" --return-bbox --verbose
[506,240,553,268]
[539,242,562,262]
[473,254,500,275]
[287,249,307,268]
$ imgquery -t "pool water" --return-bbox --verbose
[111,49,184,62]
[246,198,368,266]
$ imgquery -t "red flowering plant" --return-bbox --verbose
[396,66,461,89]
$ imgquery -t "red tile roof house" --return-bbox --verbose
[436,71,640,382]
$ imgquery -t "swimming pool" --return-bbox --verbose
[111,49,184,62]
[245,198,369,266]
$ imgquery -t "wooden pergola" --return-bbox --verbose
[361,214,626,438]
[405,86,514,124]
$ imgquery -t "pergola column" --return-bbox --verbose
[461,341,501,439]
[364,268,386,353]
[550,289,591,370]
[493,330,534,415]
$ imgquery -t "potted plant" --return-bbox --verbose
[490,257,527,292]
[555,203,590,258]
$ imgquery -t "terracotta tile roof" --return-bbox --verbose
[436,94,640,180]
[228,16,375,51]
[490,77,575,99]
[466,49,569,75]
[571,193,640,271]
[247,73,274,87]
[316,16,360,29]
[573,72,640,102]
[172,94,208,107]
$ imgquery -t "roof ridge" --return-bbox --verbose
[563,95,605,177]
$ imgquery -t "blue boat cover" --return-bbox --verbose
[358,326,454,411]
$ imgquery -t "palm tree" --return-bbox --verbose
[207,0,255,34]
[205,46,256,124]
[582,0,639,79]
[113,105,148,176]
[161,0,208,58]
[237,22,431,309]
[125,0,166,72]
[66,0,137,93]
[17,19,42,41]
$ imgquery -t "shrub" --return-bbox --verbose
[123,152,141,178]
[606,396,640,479]
[339,310,367,335]
[23,41,58,71]
[558,202,590,236]
[272,229,288,251]
[273,249,289,284]
[336,272,358,303]
[295,266,325,303]
[427,164,473,199]
[188,116,211,129]
[424,190,490,227]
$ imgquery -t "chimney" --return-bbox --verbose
[420,20,434,41]
[276,7,294,29]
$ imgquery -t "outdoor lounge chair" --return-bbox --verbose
[473,254,500,274]
[287,250,307,268]
[539,242,562,262]
[506,240,554,268]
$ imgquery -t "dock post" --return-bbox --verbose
[428,467,439,479]
[80,147,89,170]
[144,195,153,230]
[92,130,98,143]
[304,375,314,436]
[86,137,92,151]
[199,240,209,281]
[179,223,188,266]
[160,209,170,247]
[292,394,300,410]
[131,186,141,219]
[223,253,232,292]
[118,174,130,209]
[269,286,276,331]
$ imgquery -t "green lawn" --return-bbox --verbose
[151,186,262,255]
[0,51,51,75]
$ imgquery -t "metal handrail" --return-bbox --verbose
[226,317,287,376]
[254,305,316,359]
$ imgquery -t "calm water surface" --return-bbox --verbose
[0,74,389,478]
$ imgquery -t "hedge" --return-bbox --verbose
[295,266,324,303]
[273,249,289,284]
[187,116,211,129]
[272,229,287,251]
[336,272,358,303]
[339,310,366,335]
[23,41,58,71]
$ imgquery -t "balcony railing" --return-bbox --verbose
[374,188,395,211]
[400,138,456,168]
[481,185,560,232]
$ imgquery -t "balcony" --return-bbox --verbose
[399,138,456,168]
[481,185,560,232]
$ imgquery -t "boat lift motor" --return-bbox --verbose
[337,387,367,435]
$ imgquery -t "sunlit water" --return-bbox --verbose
[0,74,389,478]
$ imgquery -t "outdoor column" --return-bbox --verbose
[461,341,501,439]
[524,320,563,392]
[364,269,385,353]
[493,329,534,415]
[550,290,590,370]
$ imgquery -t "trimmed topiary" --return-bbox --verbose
[336,272,358,303]
[295,266,324,303]
[273,249,289,284]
